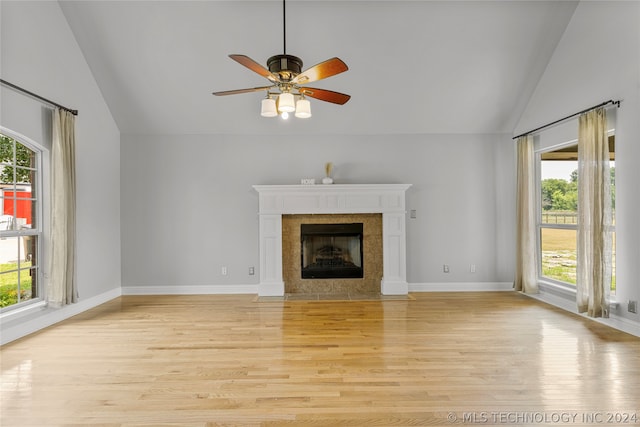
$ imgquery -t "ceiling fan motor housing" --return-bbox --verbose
[267,54,303,80]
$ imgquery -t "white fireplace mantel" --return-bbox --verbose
[253,184,412,296]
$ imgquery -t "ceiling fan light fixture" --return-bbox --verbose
[278,92,295,113]
[261,97,277,117]
[295,98,311,118]
[212,0,350,119]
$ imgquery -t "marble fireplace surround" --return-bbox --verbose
[282,213,382,294]
[253,184,412,296]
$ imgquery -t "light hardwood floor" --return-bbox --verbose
[1,292,639,426]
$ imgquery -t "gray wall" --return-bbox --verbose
[515,1,640,322]
[0,1,121,301]
[121,133,515,289]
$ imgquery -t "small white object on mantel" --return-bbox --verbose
[252,183,412,297]
[300,178,316,185]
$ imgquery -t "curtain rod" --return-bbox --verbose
[513,99,620,140]
[0,78,78,116]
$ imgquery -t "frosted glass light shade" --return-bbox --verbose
[295,99,312,118]
[278,92,295,113]
[261,98,277,117]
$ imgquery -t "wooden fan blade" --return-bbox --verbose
[292,57,348,85]
[229,54,280,82]
[299,87,351,105]
[212,86,274,96]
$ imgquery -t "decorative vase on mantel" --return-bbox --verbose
[322,162,334,184]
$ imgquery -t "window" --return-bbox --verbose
[537,135,615,290]
[0,133,42,310]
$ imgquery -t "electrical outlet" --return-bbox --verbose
[249,266,255,276]
[443,264,450,273]
[470,264,476,273]
[221,266,228,276]
[410,209,417,219]
[628,300,638,314]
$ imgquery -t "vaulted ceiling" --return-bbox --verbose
[59,0,578,135]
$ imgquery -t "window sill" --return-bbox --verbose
[0,299,47,322]
[537,279,617,310]
[538,279,576,297]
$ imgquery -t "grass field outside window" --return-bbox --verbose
[0,260,34,307]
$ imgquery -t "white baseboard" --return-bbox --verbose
[1,287,122,346]
[122,284,258,295]
[409,282,514,292]
[599,314,640,337]
[124,283,511,296]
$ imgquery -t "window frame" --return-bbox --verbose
[535,140,579,290]
[535,131,615,292]
[0,128,46,312]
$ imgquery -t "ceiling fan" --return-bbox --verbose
[212,0,350,119]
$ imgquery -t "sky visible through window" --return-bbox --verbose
[542,161,577,181]
[542,161,615,181]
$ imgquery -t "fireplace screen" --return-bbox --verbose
[301,223,364,279]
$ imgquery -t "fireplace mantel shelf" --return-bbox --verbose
[253,184,412,215]
[253,184,412,191]
[253,183,412,297]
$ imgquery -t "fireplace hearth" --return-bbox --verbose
[301,223,363,279]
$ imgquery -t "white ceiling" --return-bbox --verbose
[59,0,578,135]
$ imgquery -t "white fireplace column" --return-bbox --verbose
[253,184,412,296]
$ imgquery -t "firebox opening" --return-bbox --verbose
[301,223,364,279]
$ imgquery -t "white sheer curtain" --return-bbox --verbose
[576,108,611,318]
[514,135,538,294]
[47,108,77,306]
